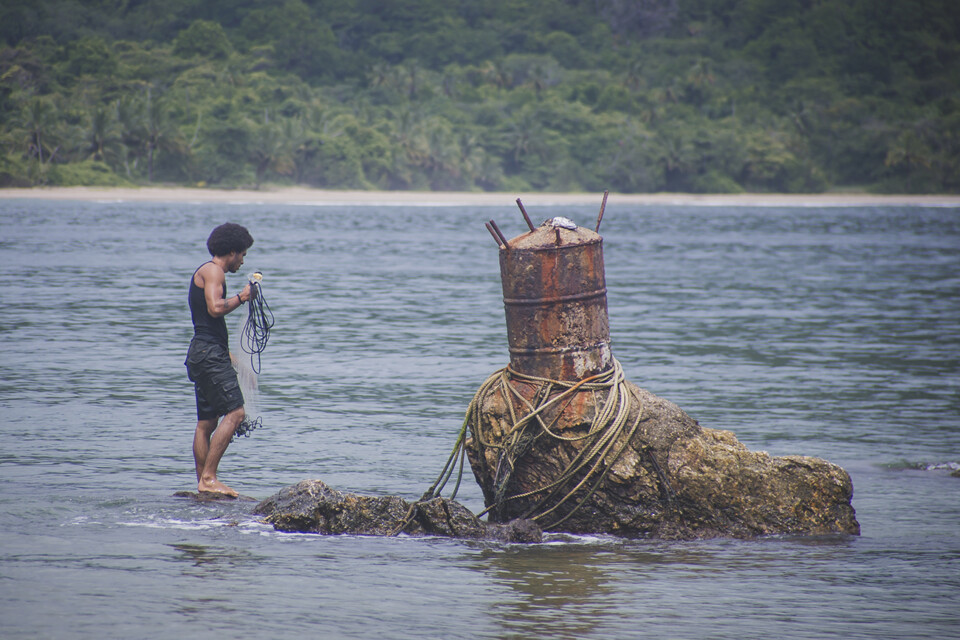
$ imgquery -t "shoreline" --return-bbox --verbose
[2,186,959,207]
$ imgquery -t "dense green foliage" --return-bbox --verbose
[1,0,958,192]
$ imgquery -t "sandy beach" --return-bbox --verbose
[2,186,959,207]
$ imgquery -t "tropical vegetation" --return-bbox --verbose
[1,0,957,193]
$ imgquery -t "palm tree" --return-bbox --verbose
[684,58,715,106]
[86,103,122,164]
[529,64,547,101]
[248,120,295,189]
[686,58,715,91]
[400,60,422,99]
[473,152,505,191]
[424,120,460,189]
[658,128,695,189]
[483,59,511,92]
[116,94,145,178]
[143,89,182,183]
[21,97,56,168]
[504,110,545,166]
[367,63,392,89]
[458,131,502,190]
[622,59,644,92]
[385,106,430,188]
[885,131,933,192]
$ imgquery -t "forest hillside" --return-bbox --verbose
[1,0,957,193]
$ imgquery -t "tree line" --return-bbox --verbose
[1,0,957,193]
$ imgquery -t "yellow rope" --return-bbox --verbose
[408,357,644,533]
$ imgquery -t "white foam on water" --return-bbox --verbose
[541,532,618,546]
[924,461,960,471]
[116,518,221,531]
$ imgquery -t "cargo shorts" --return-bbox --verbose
[185,338,244,420]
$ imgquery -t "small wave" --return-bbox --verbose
[883,460,960,473]
[116,515,264,531]
[284,200,503,208]
[117,518,219,531]
[541,532,619,546]
[923,461,960,472]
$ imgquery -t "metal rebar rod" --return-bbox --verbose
[485,221,505,249]
[489,219,510,249]
[516,198,535,231]
[595,190,609,233]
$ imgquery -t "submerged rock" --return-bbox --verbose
[253,479,542,543]
[467,378,860,540]
[173,490,258,502]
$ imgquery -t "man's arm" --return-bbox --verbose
[200,263,250,317]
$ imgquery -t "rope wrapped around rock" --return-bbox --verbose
[392,358,644,535]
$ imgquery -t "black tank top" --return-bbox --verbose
[189,263,228,346]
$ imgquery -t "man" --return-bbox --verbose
[184,222,255,496]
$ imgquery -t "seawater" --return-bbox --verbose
[0,198,958,639]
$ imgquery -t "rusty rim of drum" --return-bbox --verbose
[505,234,602,251]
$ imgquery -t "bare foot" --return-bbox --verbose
[198,478,238,497]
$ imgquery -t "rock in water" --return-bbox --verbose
[473,207,857,539]
[173,490,258,502]
[466,378,860,539]
[253,480,542,543]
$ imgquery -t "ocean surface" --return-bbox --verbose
[0,197,958,639]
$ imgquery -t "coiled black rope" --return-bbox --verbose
[234,275,272,441]
[235,415,262,438]
[240,276,274,374]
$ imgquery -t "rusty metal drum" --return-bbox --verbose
[498,217,612,381]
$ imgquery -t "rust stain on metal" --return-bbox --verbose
[497,218,612,381]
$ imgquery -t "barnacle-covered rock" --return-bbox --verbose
[253,479,541,543]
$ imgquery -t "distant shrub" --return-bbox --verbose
[47,160,133,187]
[689,170,745,194]
[0,153,32,187]
[174,20,232,59]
